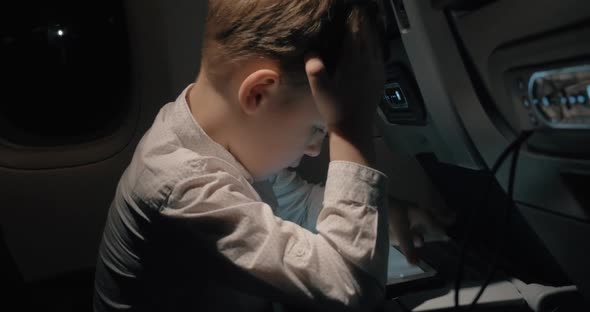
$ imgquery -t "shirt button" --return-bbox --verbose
[295,248,305,257]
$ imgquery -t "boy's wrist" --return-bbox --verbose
[329,130,376,166]
[328,118,374,140]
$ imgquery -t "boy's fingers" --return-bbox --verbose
[396,224,418,265]
[408,207,437,232]
[305,55,341,125]
[304,55,325,77]
[305,56,332,97]
[389,205,418,265]
[412,230,424,248]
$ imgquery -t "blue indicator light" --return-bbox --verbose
[561,97,567,105]
[569,96,577,104]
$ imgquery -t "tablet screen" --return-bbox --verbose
[387,245,435,285]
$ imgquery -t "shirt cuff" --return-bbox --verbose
[324,161,388,209]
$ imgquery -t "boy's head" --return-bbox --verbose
[202,0,386,88]
[194,0,386,179]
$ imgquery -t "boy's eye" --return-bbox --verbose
[310,126,328,141]
[313,126,326,135]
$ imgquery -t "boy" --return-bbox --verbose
[94,0,417,311]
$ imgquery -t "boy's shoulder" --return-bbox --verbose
[122,101,252,209]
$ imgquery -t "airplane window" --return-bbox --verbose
[0,1,131,147]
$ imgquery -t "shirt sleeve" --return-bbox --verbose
[161,160,390,311]
[268,170,325,233]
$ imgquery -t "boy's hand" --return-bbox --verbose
[305,14,385,138]
[388,197,453,265]
[388,201,420,265]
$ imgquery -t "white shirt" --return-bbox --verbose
[93,85,389,312]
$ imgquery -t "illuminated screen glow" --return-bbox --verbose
[387,245,425,282]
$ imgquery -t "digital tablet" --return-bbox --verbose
[386,245,439,297]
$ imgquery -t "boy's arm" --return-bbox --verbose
[162,160,388,311]
[304,14,417,264]
[268,170,324,233]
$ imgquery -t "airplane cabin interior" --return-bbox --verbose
[1,0,589,311]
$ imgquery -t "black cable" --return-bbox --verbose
[454,131,533,311]
[466,131,533,311]
[453,140,514,310]
[453,146,513,310]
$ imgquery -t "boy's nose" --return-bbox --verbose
[304,142,322,157]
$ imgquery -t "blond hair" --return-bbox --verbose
[202,0,385,88]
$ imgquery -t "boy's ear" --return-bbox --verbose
[238,69,280,115]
